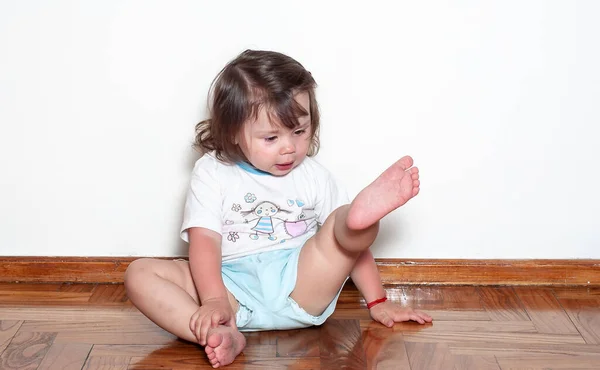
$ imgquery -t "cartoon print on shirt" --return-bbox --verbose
[241,201,292,241]
[227,231,240,243]
[286,199,306,207]
[283,208,318,237]
[297,208,315,220]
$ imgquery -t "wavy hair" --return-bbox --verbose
[194,50,320,162]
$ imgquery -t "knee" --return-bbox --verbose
[333,208,380,251]
[366,220,380,238]
[352,220,380,251]
[124,258,155,291]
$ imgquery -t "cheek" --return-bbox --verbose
[246,141,279,165]
[252,145,268,158]
[245,139,266,155]
[298,136,311,152]
[256,142,279,155]
[238,135,253,157]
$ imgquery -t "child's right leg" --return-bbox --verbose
[291,156,420,315]
[124,258,245,367]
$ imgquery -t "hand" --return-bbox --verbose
[189,297,235,346]
[369,301,432,327]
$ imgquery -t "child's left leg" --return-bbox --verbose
[291,156,425,318]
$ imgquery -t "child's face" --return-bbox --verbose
[254,201,278,217]
[236,92,312,176]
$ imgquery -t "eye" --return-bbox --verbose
[294,129,306,135]
[265,136,277,142]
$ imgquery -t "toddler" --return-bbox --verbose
[125,49,432,368]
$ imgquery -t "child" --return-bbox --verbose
[124,49,432,368]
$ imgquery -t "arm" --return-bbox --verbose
[350,249,386,303]
[351,250,432,327]
[187,227,234,345]
[188,227,229,303]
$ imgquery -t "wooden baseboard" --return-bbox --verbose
[0,257,599,286]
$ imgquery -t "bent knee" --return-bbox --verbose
[124,258,157,288]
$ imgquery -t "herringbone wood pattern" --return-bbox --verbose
[1,283,599,369]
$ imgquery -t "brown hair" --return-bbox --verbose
[194,50,320,163]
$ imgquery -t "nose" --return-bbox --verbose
[279,137,296,155]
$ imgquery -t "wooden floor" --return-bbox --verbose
[0,283,599,369]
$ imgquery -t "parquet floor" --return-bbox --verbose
[0,283,599,369]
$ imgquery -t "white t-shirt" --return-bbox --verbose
[180,153,349,262]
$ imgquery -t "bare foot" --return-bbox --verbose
[346,156,420,230]
[204,325,246,368]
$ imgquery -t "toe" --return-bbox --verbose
[399,156,414,169]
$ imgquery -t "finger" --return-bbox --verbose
[195,323,203,346]
[211,311,225,327]
[403,309,427,324]
[392,311,410,323]
[211,312,219,327]
[413,180,420,187]
[199,317,211,346]
[410,313,425,324]
[196,320,204,346]
[190,310,203,335]
[189,314,196,334]
[195,317,210,346]
[416,310,433,322]
[378,312,394,328]
[190,313,201,339]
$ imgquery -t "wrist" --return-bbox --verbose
[201,295,229,304]
[367,296,387,309]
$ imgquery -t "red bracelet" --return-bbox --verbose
[366,297,387,309]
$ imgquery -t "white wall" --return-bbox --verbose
[1,1,598,258]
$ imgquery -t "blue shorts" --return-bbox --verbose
[221,246,346,332]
